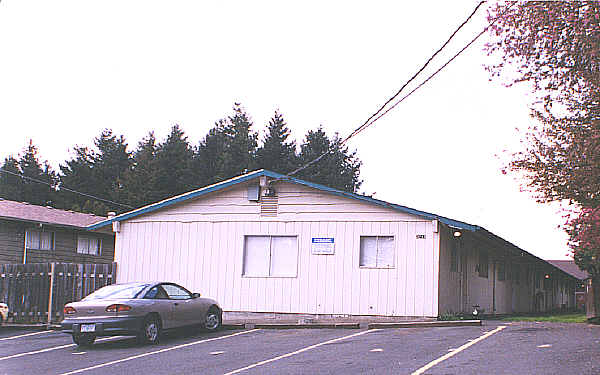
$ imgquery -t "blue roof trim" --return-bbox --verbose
[88,169,480,231]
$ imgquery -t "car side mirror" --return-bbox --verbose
[192,293,201,299]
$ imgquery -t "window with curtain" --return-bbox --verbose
[243,235,298,277]
[77,236,101,255]
[25,230,54,250]
[359,236,395,268]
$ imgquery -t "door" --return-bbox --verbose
[162,283,197,327]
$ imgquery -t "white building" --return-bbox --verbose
[90,170,578,318]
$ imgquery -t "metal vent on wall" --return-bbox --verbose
[260,195,278,217]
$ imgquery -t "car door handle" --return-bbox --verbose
[174,303,179,306]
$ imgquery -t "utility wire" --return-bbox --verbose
[351,1,517,139]
[0,168,134,209]
[283,1,514,180]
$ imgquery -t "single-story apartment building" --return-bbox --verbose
[90,170,580,318]
[0,199,115,264]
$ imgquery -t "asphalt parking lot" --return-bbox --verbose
[0,321,599,375]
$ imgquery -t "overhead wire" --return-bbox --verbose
[0,168,134,209]
[283,1,515,180]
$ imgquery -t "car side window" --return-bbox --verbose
[144,286,169,299]
[162,284,192,300]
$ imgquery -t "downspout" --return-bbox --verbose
[23,228,28,264]
[492,261,496,315]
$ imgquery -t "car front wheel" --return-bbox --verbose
[203,308,222,331]
[137,316,161,345]
[72,333,96,347]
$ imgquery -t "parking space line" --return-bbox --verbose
[0,336,126,361]
[58,329,260,375]
[223,328,382,375]
[0,330,51,342]
[411,325,506,375]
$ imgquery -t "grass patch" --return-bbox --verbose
[501,313,587,323]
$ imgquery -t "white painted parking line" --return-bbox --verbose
[0,336,126,361]
[537,344,552,348]
[0,330,51,341]
[411,325,506,375]
[223,329,381,375]
[58,329,260,375]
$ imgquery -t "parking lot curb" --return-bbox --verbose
[368,320,482,329]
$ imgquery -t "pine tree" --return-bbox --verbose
[195,119,229,186]
[255,111,299,174]
[154,125,196,200]
[219,103,258,179]
[297,127,362,193]
[0,156,24,202]
[121,132,159,207]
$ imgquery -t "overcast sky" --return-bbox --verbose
[0,1,571,260]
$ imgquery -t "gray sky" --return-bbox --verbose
[0,1,571,260]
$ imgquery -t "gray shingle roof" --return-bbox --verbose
[546,260,589,280]
[0,199,107,228]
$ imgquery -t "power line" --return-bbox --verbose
[0,168,134,209]
[351,1,517,140]
[284,1,514,180]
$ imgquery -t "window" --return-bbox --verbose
[243,236,298,277]
[162,284,192,300]
[450,242,459,272]
[513,264,520,285]
[25,230,54,250]
[498,262,506,281]
[477,250,488,278]
[77,236,102,255]
[359,236,395,268]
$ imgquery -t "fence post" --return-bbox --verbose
[47,262,55,327]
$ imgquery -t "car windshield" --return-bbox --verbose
[83,283,149,301]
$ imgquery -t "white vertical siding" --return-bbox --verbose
[115,218,438,317]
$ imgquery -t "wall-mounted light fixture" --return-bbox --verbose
[545,274,550,279]
[453,230,462,238]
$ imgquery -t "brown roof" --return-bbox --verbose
[0,199,107,228]
[546,260,589,280]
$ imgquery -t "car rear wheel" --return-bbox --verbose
[203,308,222,331]
[72,333,96,347]
[137,315,161,345]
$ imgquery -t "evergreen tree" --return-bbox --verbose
[154,125,196,200]
[219,103,258,179]
[0,156,24,202]
[195,119,229,186]
[58,146,95,210]
[19,141,58,206]
[58,129,131,215]
[255,111,299,174]
[121,132,159,208]
[297,127,362,193]
[92,129,132,205]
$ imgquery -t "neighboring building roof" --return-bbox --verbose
[0,199,107,229]
[89,169,481,231]
[546,260,589,281]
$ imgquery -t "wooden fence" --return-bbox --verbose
[0,262,117,324]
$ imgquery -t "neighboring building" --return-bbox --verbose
[90,170,580,318]
[0,199,115,264]
[547,260,589,311]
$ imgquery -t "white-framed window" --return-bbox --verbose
[77,236,102,255]
[359,236,395,268]
[243,235,298,277]
[25,230,54,250]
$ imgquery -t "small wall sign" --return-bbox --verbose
[416,234,426,239]
[311,237,335,255]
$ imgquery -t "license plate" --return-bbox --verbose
[80,324,96,332]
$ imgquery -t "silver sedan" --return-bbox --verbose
[61,282,222,346]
